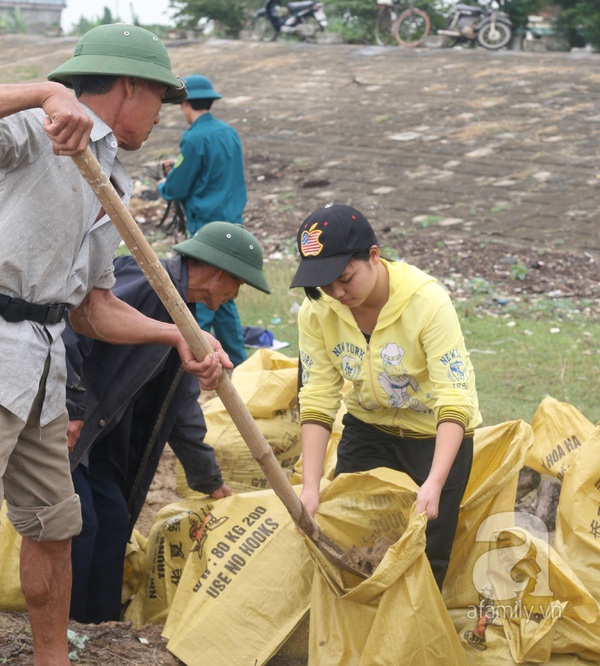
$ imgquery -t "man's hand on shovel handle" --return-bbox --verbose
[175,331,233,391]
[42,83,93,156]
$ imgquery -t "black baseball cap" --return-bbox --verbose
[289,204,378,288]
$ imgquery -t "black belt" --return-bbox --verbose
[0,294,67,326]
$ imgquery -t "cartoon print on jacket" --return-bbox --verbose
[340,354,361,381]
[378,342,430,411]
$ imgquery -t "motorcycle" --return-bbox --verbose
[438,0,513,50]
[252,1,328,42]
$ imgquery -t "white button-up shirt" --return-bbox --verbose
[0,105,131,424]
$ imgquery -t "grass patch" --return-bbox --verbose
[461,316,598,426]
[237,258,599,428]
[236,257,303,357]
[0,65,41,83]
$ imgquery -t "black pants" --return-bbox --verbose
[70,454,129,623]
[334,413,473,590]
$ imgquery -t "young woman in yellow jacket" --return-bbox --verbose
[290,204,481,588]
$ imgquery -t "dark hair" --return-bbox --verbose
[72,74,119,97]
[304,248,373,302]
[189,98,213,111]
[185,257,209,269]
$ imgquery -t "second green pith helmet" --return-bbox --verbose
[48,24,187,103]
[173,222,271,294]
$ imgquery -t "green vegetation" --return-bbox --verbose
[12,7,26,33]
[236,256,302,355]
[1,0,597,46]
[552,0,600,49]
[0,65,41,83]
[68,7,122,35]
[236,257,599,428]
[509,260,528,281]
[164,0,591,45]
[461,316,598,426]
[169,0,250,37]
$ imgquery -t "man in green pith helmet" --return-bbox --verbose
[66,222,270,624]
[0,24,230,665]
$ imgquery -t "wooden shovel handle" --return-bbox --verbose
[71,147,320,539]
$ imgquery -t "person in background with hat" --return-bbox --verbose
[0,25,229,664]
[290,204,481,590]
[158,74,249,367]
[65,222,270,623]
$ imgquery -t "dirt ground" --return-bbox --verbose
[1,33,599,665]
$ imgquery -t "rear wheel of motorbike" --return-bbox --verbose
[251,16,276,42]
[393,7,431,48]
[374,7,394,47]
[476,20,512,50]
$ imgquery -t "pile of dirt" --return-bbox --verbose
[347,535,398,577]
[0,613,180,665]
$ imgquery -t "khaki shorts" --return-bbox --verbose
[0,360,81,541]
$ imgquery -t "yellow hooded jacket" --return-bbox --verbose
[298,259,481,438]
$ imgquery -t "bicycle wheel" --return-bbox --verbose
[393,7,431,48]
[251,15,276,41]
[374,7,394,47]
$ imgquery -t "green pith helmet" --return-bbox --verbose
[47,24,187,103]
[173,222,271,295]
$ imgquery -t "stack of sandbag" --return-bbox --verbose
[126,489,314,665]
[176,349,302,496]
[445,398,600,664]
[122,529,147,607]
[125,497,217,625]
[299,399,600,666]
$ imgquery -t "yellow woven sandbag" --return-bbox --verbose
[449,607,598,665]
[443,420,534,610]
[554,424,600,602]
[162,489,313,666]
[525,396,595,479]
[305,467,467,666]
[177,411,301,496]
[212,348,299,419]
[124,497,216,626]
[551,613,600,663]
[0,501,25,611]
[122,529,147,606]
[178,349,302,496]
[492,528,597,663]
[449,525,600,664]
